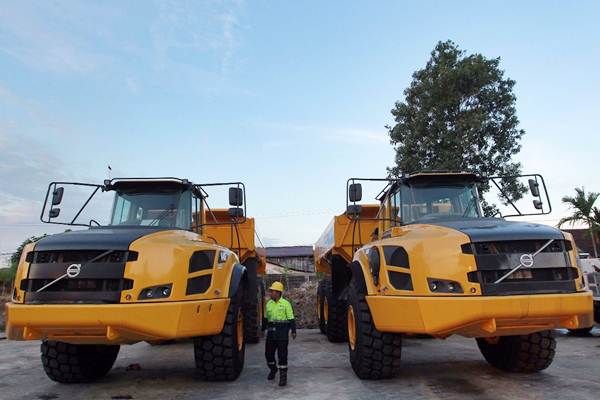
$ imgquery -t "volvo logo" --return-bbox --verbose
[519,254,534,268]
[66,263,82,278]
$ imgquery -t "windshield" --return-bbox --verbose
[110,189,192,229]
[391,183,482,224]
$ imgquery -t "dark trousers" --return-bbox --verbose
[265,338,288,368]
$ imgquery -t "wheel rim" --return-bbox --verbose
[317,296,321,319]
[324,297,329,324]
[348,305,356,351]
[237,311,244,351]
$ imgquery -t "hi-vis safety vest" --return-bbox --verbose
[264,297,296,340]
[265,297,294,322]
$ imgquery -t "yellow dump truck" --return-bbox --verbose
[6,178,265,383]
[315,171,593,379]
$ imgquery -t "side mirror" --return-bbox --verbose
[49,208,61,218]
[228,207,244,218]
[528,179,540,197]
[533,200,543,210]
[52,187,64,206]
[229,187,243,207]
[349,183,362,203]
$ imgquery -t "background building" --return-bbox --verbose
[266,246,314,272]
[563,229,599,257]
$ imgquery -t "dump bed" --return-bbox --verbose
[314,205,380,274]
[199,209,266,274]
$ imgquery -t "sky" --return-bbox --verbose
[1,0,599,254]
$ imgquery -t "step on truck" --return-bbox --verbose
[315,171,593,379]
[6,178,266,383]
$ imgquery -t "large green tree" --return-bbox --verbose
[387,40,525,212]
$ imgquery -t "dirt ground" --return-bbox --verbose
[285,280,318,328]
[0,328,598,400]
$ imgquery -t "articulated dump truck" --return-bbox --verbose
[6,178,265,383]
[315,171,593,379]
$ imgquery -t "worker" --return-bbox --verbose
[262,281,296,386]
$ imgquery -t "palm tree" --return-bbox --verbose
[591,206,600,245]
[558,187,599,258]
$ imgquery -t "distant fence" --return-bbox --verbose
[264,274,317,290]
[267,257,315,273]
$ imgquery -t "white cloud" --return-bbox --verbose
[150,0,244,72]
[0,2,111,73]
[326,128,389,145]
[0,1,245,90]
[257,121,389,148]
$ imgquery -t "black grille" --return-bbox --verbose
[29,250,137,264]
[21,278,133,292]
[186,275,212,295]
[189,250,215,273]
[388,271,413,290]
[467,240,571,255]
[23,249,133,304]
[465,239,577,295]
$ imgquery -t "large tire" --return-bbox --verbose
[194,287,245,381]
[322,278,348,342]
[244,277,265,344]
[347,280,402,380]
[317,279,326,334]
[476,330,556,373]
[41,341,119,383]
[568,327,593,336]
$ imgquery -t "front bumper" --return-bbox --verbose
[5,298,230,344]
[366,291,593,337]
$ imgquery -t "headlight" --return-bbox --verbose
[427,278,463,293]
[139,284,173,300]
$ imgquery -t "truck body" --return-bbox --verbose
[6,178,265,383]
[578,258,600,325]
[315,171,593,379]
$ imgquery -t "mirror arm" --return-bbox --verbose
[202,196,219,224]
[490,178,522,216]
[40,183,54,223]
[70,186,100,225]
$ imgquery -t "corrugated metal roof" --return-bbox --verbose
[266,246,313,258]
[563,229,598,255]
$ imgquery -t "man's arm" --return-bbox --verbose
[286,301,297,338]
[262,300,269,331]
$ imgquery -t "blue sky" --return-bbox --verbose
[1,0,599,253]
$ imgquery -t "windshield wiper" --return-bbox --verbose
[150,205,176,226]
[462,197,477,218]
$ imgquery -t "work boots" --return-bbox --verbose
[267,364,278,380]
[278,368,287,386]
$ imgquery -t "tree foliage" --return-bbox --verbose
[387,40,526,212]
[558,187,599,257]
[0,234,47,283]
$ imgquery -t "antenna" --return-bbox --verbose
[107,165,112,180]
